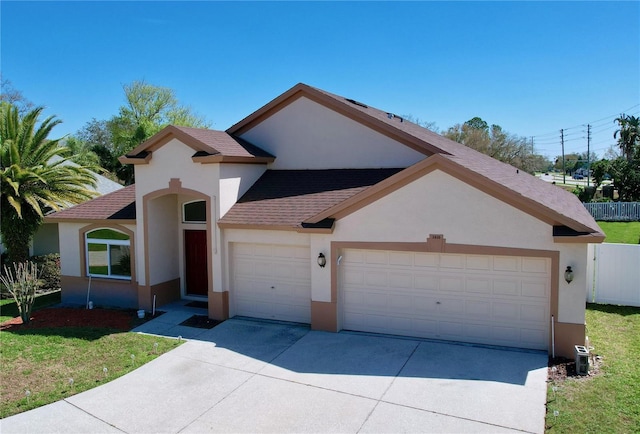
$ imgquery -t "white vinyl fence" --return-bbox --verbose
[583,202,640,221]
[587,243,640,307]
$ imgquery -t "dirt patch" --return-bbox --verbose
[548,353,604,384]
[0,307,144,332]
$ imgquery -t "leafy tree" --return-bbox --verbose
[609,157,640,201]
[0,104,97,263]
[60,136,103,172]
[67,80,210,185]
[591,159,609,190]
[111,80,209,157]
[590,117,640,201]
[444,117,544,173]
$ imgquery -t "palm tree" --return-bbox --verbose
[614,114,640,162]
[1,103,97,264]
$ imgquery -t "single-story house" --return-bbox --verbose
[47,83,604,358]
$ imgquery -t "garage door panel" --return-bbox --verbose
[389,294,413,310]
[521,304,547,323]
[493,302,521,321]
[412,295,439,313]
[494,256,520,272]
[389,251,413,266]
[493,326,520,343]
[414,273,438,290]
[414,252,439,268]
[413,318,438,334]
[365,250,388,265]
[522,328,547,346]
[493,279,520,296]
[366,271,388,287]
[389,272,412,288]
[344,269,365,285]
[231,243,311,323]
[522,281,548,298]
[465,300,492,318]
[441,276,464,292]
[341,249,550,350]
[466,277,492,294]
[522,257,548,273]
[466,255,492,270]
[438,321,465,339]
[440,254,465,269]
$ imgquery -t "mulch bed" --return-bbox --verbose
[548,354,603,383]
[0,307,141,332]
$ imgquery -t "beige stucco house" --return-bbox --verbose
[47,83,604,358]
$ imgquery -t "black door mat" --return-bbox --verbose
[185,301,208,309]
[179,315,222,329]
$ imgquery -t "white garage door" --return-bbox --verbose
[341,249,550,350]
[231,243,311,323]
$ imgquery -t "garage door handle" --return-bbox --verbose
[271,286,275,289]
[436,301,441,304]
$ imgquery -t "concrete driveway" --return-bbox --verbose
[1,317,548,433]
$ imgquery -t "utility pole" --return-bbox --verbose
[561,129,566,184]
[587,124,591,187]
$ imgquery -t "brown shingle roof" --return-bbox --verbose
[219,169,403,228]
[228,83,603,237]
[47,185,136,221]
[122,125,274,161]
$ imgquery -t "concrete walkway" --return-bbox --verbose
[1,302,549,433]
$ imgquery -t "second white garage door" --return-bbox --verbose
[341,249,550,350]
[231,243,311,323]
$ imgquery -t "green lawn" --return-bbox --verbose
[0,294,181,418]
[598,221,640,244]
[546,304,640,433]
[0,291,61,323]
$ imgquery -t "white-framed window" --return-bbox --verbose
[183,200,206,223]
[85,228,131,280]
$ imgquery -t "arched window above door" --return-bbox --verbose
[183,200,206,223]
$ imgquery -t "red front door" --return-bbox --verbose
[184,230,208,296]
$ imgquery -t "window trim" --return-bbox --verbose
[85,228,132,280]
[182,200,207,224]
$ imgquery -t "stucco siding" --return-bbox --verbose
[58,223,88,277]
[219,164,266,217]
[334,170,552,248]
[134,139,219,199]
[134,139,219,287]
[32,223,60,256]
[239,97,426,170]
[147,195,179,286]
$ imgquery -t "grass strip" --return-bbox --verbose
[546,304,640,433]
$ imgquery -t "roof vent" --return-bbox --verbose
[345,98,368,108]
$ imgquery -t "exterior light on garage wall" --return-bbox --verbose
[317,253,327,268]
[564,266,574,284]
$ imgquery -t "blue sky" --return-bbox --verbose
[2,1,639,159]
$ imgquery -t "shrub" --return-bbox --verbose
[0,262,40,324]
[31,254,61,293]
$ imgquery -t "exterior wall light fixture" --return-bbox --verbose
[317,253,327,268]
[564,266,574,284]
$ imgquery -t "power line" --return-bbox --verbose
[530,104,640,139]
